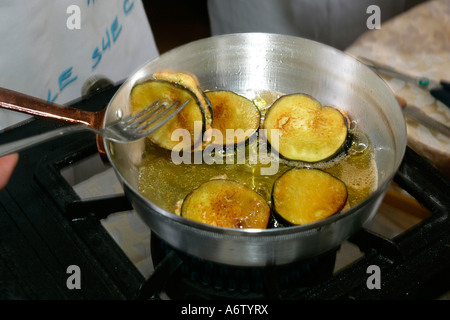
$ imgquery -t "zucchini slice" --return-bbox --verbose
[205,90,260,146]
[181,179,271,229]
[272,168,348,225]
[263,93,348,162]
[130,79,205,151]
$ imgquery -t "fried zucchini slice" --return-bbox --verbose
[272,168,348,225]
[263,93,348,162]
[205,90,260,146]
[181,179,271,229]
[130,79,205,151]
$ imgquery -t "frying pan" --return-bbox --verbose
[0,33,406,266]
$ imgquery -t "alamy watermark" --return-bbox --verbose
[66,265,81,290]
[367,264,382,290]
[67,4,382,31]
[367,5,381,30]
[66,5,81,30]
[65,264,382,291]
[170,121,280,176]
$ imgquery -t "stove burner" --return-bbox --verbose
[138,234,336,300]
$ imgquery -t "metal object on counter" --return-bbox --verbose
[359,56,450,108]
[358,56,439,89]
[396,96,450,138]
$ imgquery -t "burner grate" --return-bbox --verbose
[138,234,336,300]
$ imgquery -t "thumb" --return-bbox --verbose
[0,153,19,190]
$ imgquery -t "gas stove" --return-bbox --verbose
[0,84,449,300]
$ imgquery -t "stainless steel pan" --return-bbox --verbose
[0,33,407,267]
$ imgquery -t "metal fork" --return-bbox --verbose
[96,99,189,142]
[0,99,189,157]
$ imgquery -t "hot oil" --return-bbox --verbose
[138,90,378,225]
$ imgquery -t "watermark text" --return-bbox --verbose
[170,122,280,175]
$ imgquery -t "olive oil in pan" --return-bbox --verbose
[138,90,378,222]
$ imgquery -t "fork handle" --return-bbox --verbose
[0,87,105,128]
[0,125,89,157]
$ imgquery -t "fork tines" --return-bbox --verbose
[123,99,189,137]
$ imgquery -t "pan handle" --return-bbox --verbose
[0,87,105,129]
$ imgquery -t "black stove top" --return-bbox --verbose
[0,85,449,300]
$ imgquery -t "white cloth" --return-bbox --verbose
[208,0,407,50]
[0,0,159,130]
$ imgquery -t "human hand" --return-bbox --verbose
[0,153,19,190]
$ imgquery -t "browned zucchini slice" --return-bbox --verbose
[130,79,205,151]
[272,168,348,225]
[181,179,271,229]
[263,93,348,162]
[205,90,260,146]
